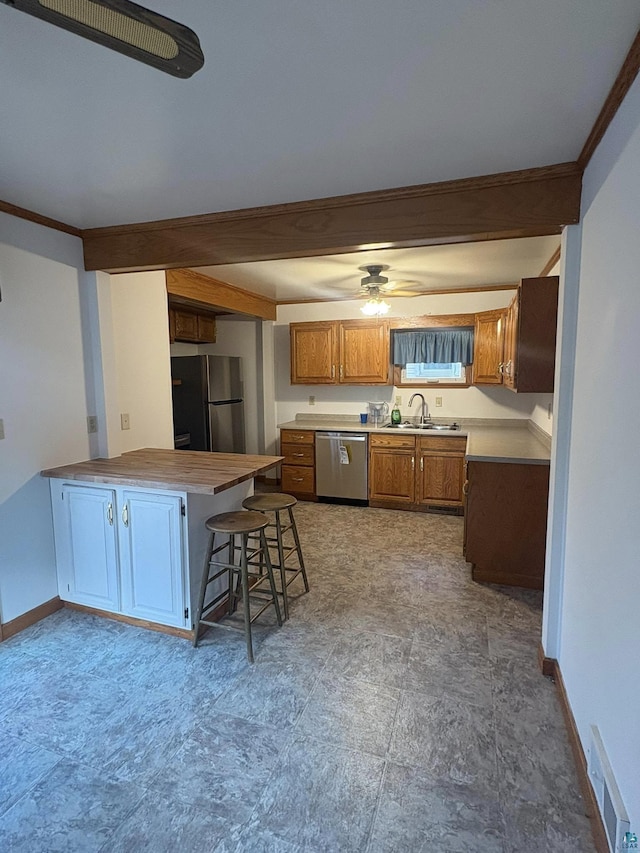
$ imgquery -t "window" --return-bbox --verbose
[392,327,473,387]
[395,361,470,386]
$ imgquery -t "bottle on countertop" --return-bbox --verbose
[391,405,401,425]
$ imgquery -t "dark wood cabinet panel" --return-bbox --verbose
[503,276,558,393]
[464,460,550,589]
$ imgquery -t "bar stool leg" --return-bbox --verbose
[239,532,254,663]
[288,506,310,592]
[262,527,283,627]
[228,533,237,615]
[274,509,289,621]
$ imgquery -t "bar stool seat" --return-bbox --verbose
[193,510,282,662]
[242,493,309,621]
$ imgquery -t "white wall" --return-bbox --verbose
[0,222,176,624]
[110,272,174,453]
[275,290,553,428]
[0,218,89,622]
[548,73,640,826]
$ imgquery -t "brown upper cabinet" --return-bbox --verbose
[290,320,390,385]
[169,305,217,344]
[502,276,559,393]
[472,309,506,385]
[289,278,557,389]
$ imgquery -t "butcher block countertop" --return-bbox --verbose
[41,448,284,495]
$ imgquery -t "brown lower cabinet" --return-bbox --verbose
[369,433,466,511]
[463,459,550,589]
[280,429,317,500]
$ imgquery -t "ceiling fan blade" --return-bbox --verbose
[1,0,204,78]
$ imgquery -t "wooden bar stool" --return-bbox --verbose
[193,510,282,662]
[242,493,309,621]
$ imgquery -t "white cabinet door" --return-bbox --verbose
[119,491,185,627]
[57,485,120,611]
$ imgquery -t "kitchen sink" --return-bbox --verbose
[386,422,461,431]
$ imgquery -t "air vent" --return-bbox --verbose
[588,725,630,852]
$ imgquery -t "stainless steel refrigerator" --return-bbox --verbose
[171,355,246,453]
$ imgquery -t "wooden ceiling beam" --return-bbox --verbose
[83,163,582,273]
[166,268,277,321]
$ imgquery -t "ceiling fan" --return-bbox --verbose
[356,265,423,315]
[0,0,204,78]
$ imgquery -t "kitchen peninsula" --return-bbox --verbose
[42,448,283,637]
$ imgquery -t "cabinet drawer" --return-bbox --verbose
[370,432,416,449]
[282,465,315,493]
[281,443,314,466]
[417,436,467,453]
[280,429,315,445]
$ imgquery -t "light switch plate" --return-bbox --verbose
[121,413,130,430]
[435,397,443,407]
[0,418,4,440]
[87,415,98,434]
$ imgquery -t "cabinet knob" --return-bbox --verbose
[107,502,113,526]
[122,503,129,527]
[462,481,469,496]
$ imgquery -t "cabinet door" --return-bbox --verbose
[417,450,464,506]
[339,320,390,384]
[290,322,337,384]
[57,485,120,611]
[197,314,216,343]
[368,448,415,503]
[472,309,505,385]
[119,491,185,627]
[174,309,200,342]
[502,296,518,390]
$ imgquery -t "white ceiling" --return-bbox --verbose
[0,1,638,230]
[197,235,561,302]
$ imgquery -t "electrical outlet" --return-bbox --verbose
[0,418,4,440]
[395,395,402,407]
[435,397,443,407]
[120,413,130,430]
[87,415,98,434]
[308,395,316,406]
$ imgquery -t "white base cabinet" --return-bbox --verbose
[51,481,187,629]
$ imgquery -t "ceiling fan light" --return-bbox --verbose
[361,298,390,317]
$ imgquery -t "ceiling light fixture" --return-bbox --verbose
[361,291,390,316]
[1,0,204,78]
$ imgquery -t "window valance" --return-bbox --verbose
[393,328,474,365]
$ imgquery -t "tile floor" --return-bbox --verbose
[0,501,594,852]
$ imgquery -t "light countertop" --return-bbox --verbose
[278,417,551,465]
[41,448,284,495]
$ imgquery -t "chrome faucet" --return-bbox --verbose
[408,392,430,424]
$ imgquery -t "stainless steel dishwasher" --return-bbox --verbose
[315,432,368,501]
